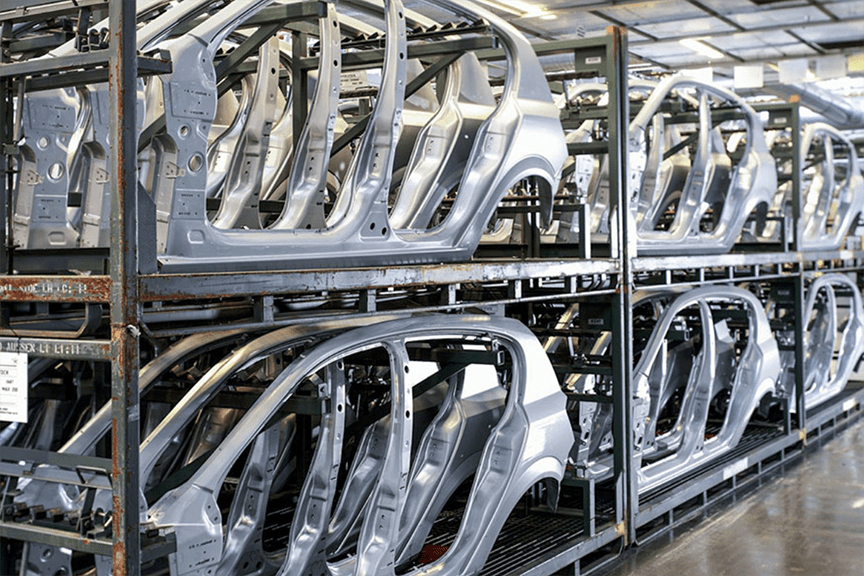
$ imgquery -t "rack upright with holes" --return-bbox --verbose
[0,4,863,575]
[0,1,144,575]
[0,9,638,575]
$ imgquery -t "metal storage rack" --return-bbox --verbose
[0,4,861,575]
[0,1,152,574]
[626,99,864,552]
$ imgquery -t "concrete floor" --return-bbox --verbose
[596,416,864,576]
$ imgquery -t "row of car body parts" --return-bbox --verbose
[10,1,864,267]
[10,0,567,272]
[745,122,864,251]
[565,286,782,493]
[7,282,862,573]
[565,276,864,493]
[553,75,779,255]
[11,314,572,576]
[771,273,864,411]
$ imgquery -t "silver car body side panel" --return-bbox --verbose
[141,315,569,576]
[634,287,780,492]
[779,274,864,409]
[394,365,506,564]
[153,0,565,272]
[324,381,450,558]
[805,276,864,408]
[393,315,571,576]
[630,76,777,255]
[643,300,714,461]
[800,124,864,250]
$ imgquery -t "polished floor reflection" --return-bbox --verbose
[597,416,864,576]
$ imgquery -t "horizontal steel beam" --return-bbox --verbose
[0,337,112,360]
[0,0,107,23]
[0,446,110,473]
[140,259,619,302]
[300,35,497,70]
[0,522,113,555]
[0,275,110,302]
[24,56,171,91]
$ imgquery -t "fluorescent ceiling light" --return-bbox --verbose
[473,0,524,16]
[474,0,552,19]
[680,38,725,60]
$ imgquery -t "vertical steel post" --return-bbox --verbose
[790,103,802,254]
[789,103,807,430]
[0,21,10,274]
[108,0,141,574]
[605,27,635,541]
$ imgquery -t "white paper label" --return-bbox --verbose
[843,399,857,413]
[722,458,749,480]
[0,352,28,423]
[585,56,602,65]
[340,70,371,93]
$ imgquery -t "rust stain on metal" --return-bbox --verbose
[110,410,128,576]
[113,540,127,576]
[0,275,111,302]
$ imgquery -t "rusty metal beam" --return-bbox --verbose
[108,0,140,573]
[0,276,111,302]
[139,259,619,302]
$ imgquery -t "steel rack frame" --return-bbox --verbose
[0,6,863,575]
[0,1,144,575]
[0,12,634,575]
[623,98,864,565]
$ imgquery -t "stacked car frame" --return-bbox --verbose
[2,2,864,576]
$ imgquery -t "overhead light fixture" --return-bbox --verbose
[474,0,553,19]
[473,0,526,16]
[680,38,725,60]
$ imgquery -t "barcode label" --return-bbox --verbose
[0,352,28,423]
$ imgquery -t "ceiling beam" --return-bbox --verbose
[784,29,827,55]
[684,0,746,32]
[626,14,864,47]
[805,0,839,22]
[589,9,660,42]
